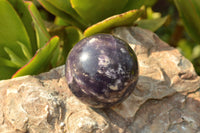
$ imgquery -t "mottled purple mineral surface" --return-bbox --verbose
[65,34,138,108]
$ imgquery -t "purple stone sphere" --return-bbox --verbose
[65,34,138,108]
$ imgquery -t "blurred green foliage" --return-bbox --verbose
[153,0,200,75]
[0,0,199,80]
[0,0,59,79]
[174,0,200,74]
[35,0,169,63]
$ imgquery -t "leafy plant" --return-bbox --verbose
[37,0,168,59]
[38,0,167,34]
[0,0,59,79]
[174,0,200,74]
[174,0,200,43]
[35,0,145,69]
[37,0,145,35]
[136,7,169,32]
[0,0,170,80]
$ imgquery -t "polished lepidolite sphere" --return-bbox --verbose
[65,34,138,108]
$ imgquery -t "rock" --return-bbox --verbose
[0,27,199,133]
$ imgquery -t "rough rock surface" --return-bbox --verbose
[0,27,200,133]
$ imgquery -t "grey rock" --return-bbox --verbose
[0,27,199,133]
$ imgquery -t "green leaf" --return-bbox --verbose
[123,0,146,11]
[84,9,143,37]
[136,16,168,32]
[70,0,128,24]
[46,0,77,17]
[38,0,87,30]
[174,0,200,43]
[4,47,27,68]
[49,26,83,66]
[54,17,70,26]
[0,57,17,68]
[26,1,50,49]
[17,41,32,60]
[0,67,18,80]
[0,0,31,59]
[178,39,193,60]
[190,0,200,17]
[46,0,87,27]
[64,26,83,58]
[9,0,37,54]
[123,0,157,12]
[144,0,158,7]
[12,36,59,78]
[50,45,60,67]
[192,45,200,59]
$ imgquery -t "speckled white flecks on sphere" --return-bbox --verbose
[0,27,199,133]
[65,34,139,108]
